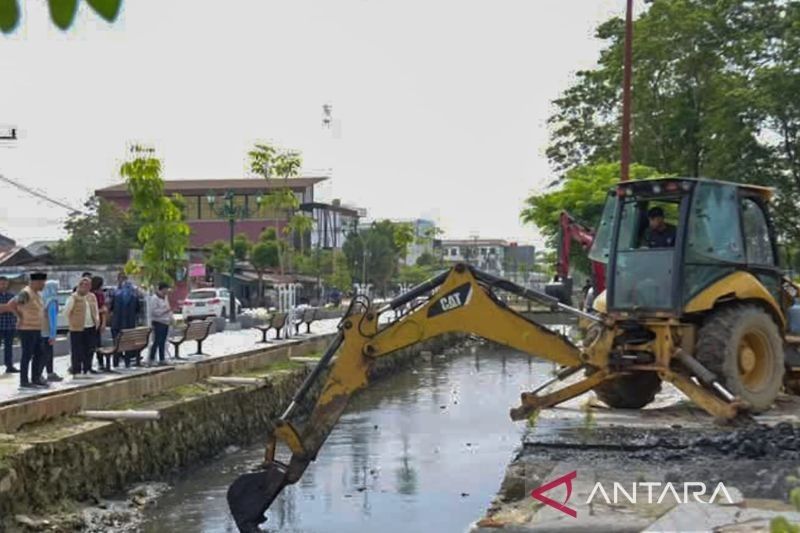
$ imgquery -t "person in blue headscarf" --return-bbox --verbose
[40,279,63,382]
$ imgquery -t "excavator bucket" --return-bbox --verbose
[227,462,288,533]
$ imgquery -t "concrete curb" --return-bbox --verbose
[0,334,336,433]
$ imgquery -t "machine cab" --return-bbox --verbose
[588,178,780,315]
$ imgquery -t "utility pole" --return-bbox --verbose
[207,190,264,323]
[621,0,634,182]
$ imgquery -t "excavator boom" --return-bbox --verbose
[226,264,598,531]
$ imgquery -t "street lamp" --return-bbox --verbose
[206,189,264,322]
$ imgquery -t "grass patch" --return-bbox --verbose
[239,359,305,377]
[0,442,17,461]
[111,382,218,410]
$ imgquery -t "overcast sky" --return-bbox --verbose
[0,0,645,246]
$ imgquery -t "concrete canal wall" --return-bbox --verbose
[0,331,463,526]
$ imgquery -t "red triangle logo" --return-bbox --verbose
[530,470,577,518]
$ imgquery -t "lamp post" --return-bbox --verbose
[206,190,264,322]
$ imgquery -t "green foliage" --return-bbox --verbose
[47,0,79,30]
[206,241,231,274]
[233,233,251,262]
[343,221,401,294]
[396,264,432,285]
[1,0,122,33]
[260,228,277,242]
[247,142,304,273]
[248,144,277,178]
[52,196,138,265]
[546,0,800,248]
[251,241,279,272]
[287,213,314,253]
[393,223,415,261]
[521,162,660,274]
[248,143,303,181]
[791,487,800,511]
[416,251,438,267]
[324,251,352,292]
[121,146,190,287]
[771,517,800,533]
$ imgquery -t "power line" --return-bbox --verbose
[0,173,86,216]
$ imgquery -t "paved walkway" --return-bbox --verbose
[0,319,340,405]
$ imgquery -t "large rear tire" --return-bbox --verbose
[593,371,662,409]
[695,304,784,413]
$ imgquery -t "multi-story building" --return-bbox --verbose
[96,177,328,248]
[440,238,508,275]
[439,239,537,285]
[504,243,537,287]
[299,199,361,250]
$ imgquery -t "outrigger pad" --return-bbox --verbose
[227,462,288,532]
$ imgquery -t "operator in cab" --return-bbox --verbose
[643,206,676,248]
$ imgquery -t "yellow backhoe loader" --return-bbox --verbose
[227,177,800,532]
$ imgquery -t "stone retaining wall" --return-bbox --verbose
[0,332,463,524]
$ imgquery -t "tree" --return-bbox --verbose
[415,251,438,268]
[545,0,800,248]
[206,241,232,274]
[324,251,352,293]
[1,0,122,33]
[233,233,251,262]
[250,240,279,306]
[393,223,415,264]
[286,213,314,254]
[396,264,431,286]
[343,220,406,296]
[52,196,138,265]
[521,162,660,274]
[121,146,190,287]
[247,142,304,274]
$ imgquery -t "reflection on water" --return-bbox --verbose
[141,347,553,533]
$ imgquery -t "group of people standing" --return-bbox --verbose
[0,270,173,390]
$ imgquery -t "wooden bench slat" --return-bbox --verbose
[96,326,151,370]
[168,319,213,358]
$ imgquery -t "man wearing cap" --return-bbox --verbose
[0,276,19,374]
[3,272,49,388]
[643,206,677,248]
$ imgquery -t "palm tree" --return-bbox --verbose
[287,213,314,254]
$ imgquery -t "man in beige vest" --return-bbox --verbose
[1,272,48,388]
[64,277,100,375]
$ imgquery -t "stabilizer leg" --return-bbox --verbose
[509,369,610,421]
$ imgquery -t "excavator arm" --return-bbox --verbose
[227,264,608,531]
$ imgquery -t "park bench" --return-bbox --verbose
[169,318,214,359]
[254,312,288,343]
[294,307,319,334]
[96,326,151,370]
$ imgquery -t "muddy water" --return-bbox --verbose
[141,347,553,533]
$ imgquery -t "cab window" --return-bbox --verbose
[686,182,743,263]
[616,199,680,251]
[740,198,774,266]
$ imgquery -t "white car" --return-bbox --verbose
[182,288,243,320]
[56,290,72,332]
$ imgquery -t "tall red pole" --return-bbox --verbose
[621,0,634,182]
